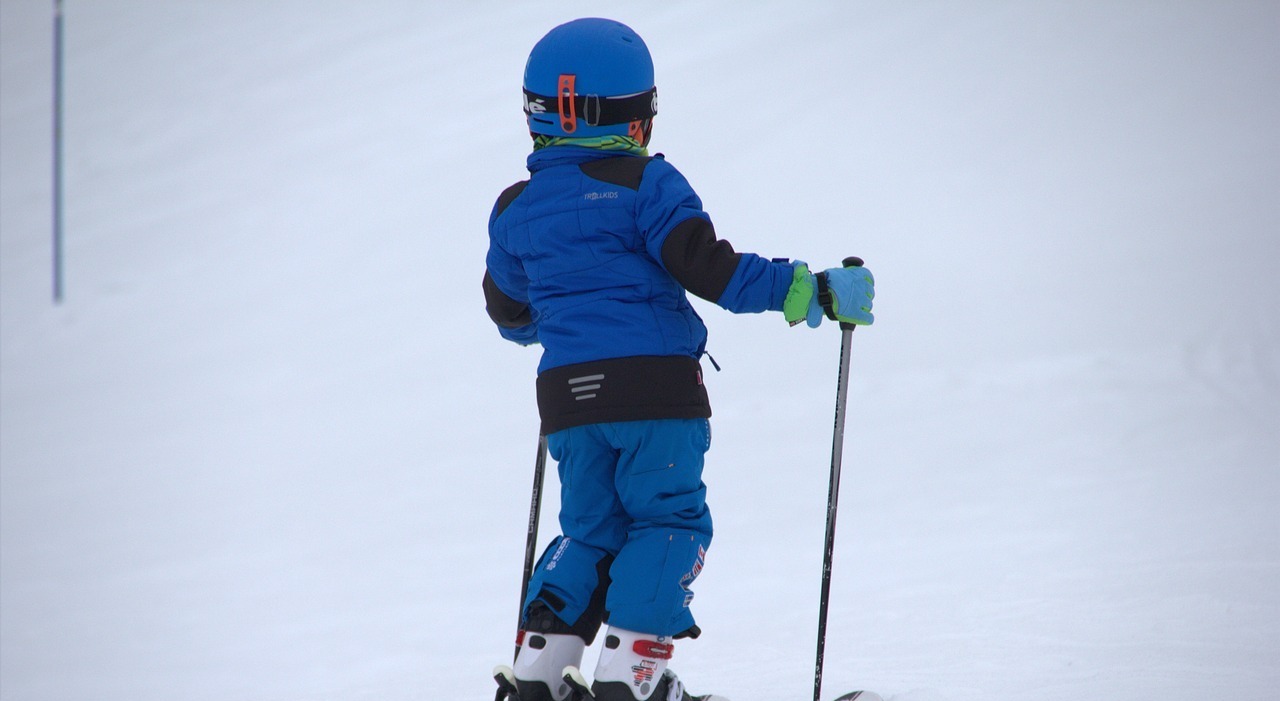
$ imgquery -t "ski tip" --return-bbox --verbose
[562,666,594,699]
[562,665,584,682]
[493,665,519,700]
[833,692,885,701]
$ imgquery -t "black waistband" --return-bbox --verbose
[536,355,711,435]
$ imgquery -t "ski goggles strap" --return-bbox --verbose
[524,85,657,128]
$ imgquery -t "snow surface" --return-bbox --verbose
[2,1,1278,700]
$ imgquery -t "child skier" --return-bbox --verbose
[483,17,875,701]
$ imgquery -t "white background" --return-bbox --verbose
[2,1,1277,699]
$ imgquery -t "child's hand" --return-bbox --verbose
[783,261,875,328]
[817,265,875,327]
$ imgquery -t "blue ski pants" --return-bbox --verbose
[522,418,713,638]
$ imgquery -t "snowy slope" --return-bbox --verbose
[2,1,1278,700]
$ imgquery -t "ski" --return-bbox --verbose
[562,665,730,701]
[493,664,518,700]
[832,693,885,701]
[496,663,882,701]
[562,666,594,700]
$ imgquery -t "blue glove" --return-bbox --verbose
[814,265,874,327]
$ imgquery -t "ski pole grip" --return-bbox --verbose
[839,257,864,330]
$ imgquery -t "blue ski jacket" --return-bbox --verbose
[484,146,795,432]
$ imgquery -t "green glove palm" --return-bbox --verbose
[783,262,817,327]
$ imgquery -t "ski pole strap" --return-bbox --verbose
[524,86,658,127]
[815,271,839,321]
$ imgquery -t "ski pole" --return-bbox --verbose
[496,433,548,701]
[52,0,66,303]
[514,432,545,652]
[813,256,864,701]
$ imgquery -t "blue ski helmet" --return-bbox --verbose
[523,18,657,141]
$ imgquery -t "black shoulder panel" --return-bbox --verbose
[495,180,529,218]
[578,157,652,191]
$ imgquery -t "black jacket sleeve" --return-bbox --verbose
[659,217,742,304]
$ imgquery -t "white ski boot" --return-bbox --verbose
[564,626,729,701]
[508,630,586,701]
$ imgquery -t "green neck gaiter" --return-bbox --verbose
[532,134,649,156]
